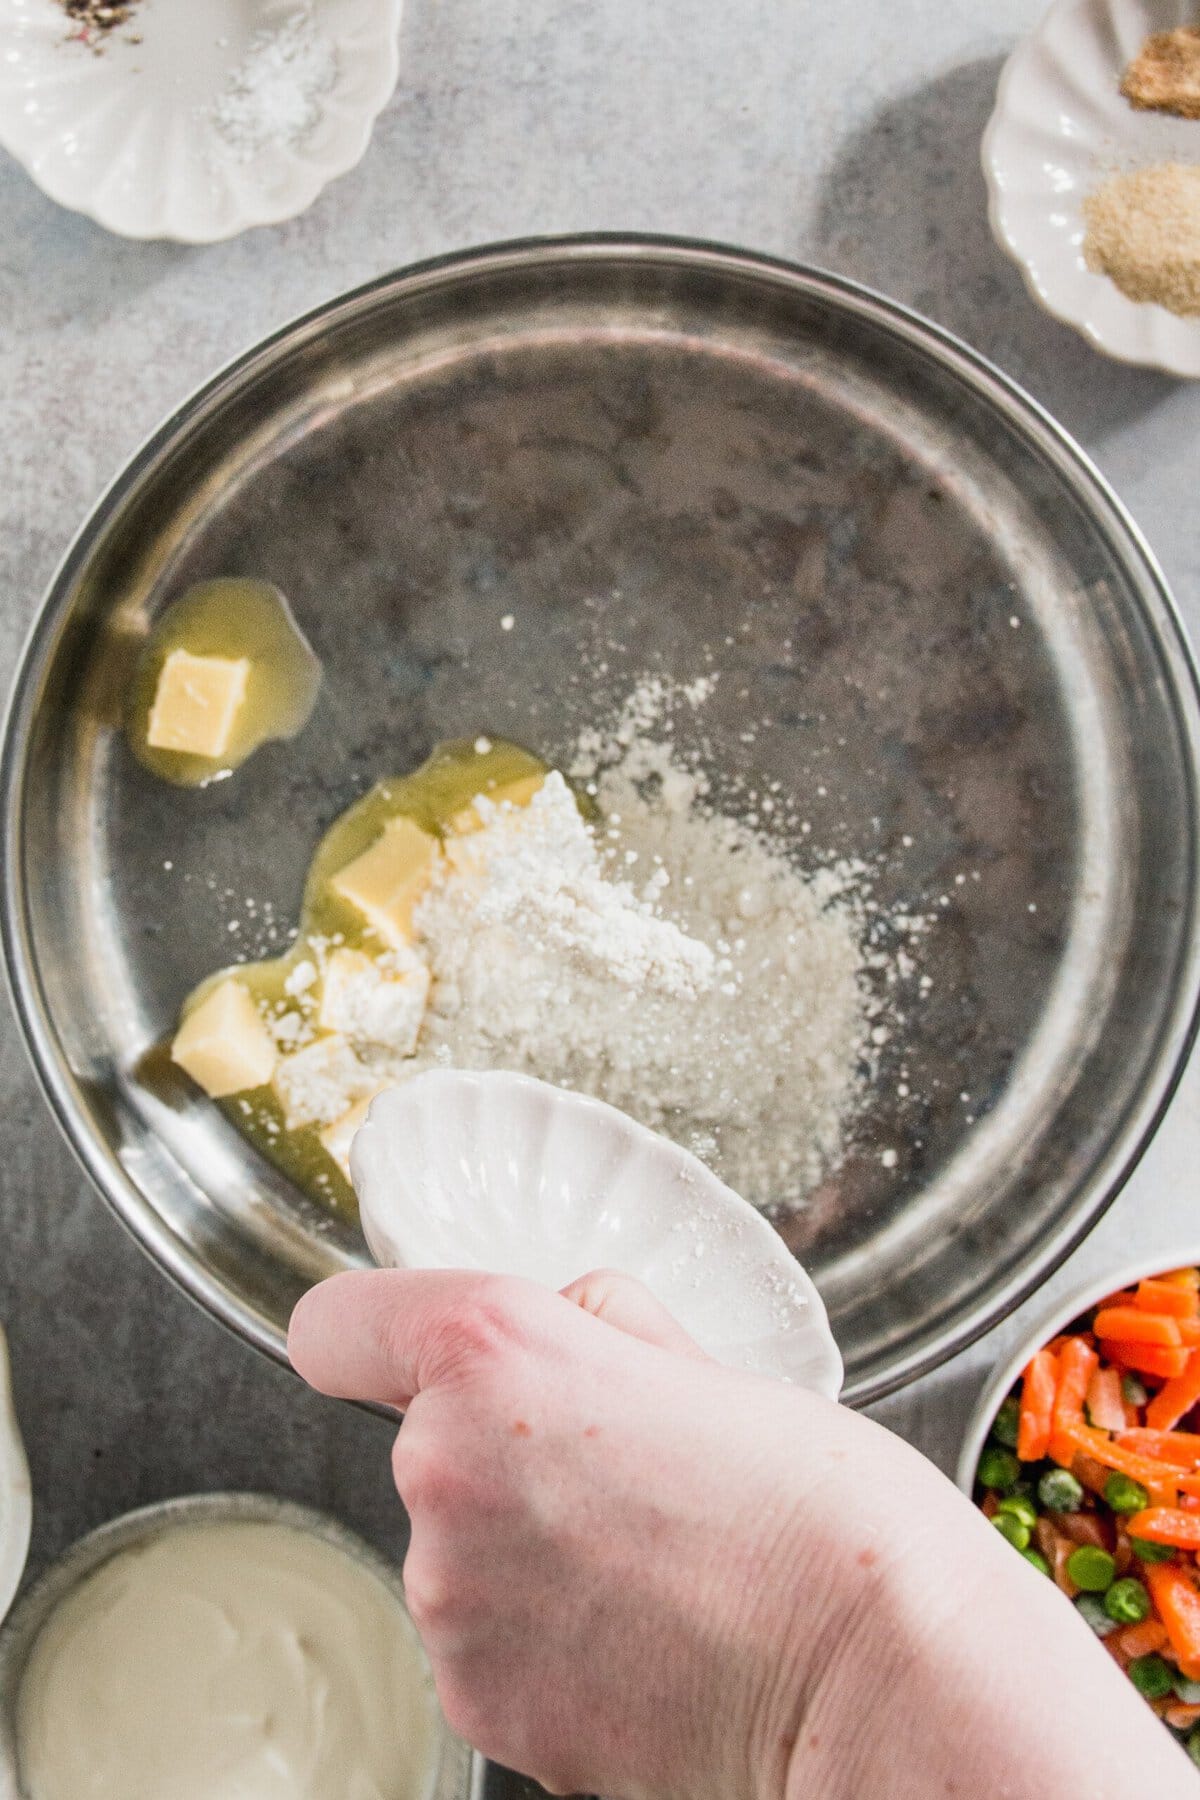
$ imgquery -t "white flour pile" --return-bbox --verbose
[403,715,868,1210]
[242,678,876,1212]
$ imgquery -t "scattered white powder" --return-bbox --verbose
[206,7,338,161]
[258,678,885,1211]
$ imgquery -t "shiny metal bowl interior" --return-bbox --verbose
[0,1491,477,1800]
[4,236,1200,1405]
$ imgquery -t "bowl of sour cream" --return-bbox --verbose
[0,1491,471,1800]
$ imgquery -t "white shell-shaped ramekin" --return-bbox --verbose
[0,1332,30,1632]
[982,0,1200,376]
[956,1240,1200,1497]
[351,1070,844,1398]
[0,0,402,242]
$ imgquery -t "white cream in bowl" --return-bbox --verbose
[15,1517,440,1800]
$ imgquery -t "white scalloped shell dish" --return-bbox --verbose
[0,0,402,242]
[983,0,1200,376]
[0,1327,31,1629]
[351,1071,844,1397]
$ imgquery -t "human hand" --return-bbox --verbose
[290,1268,1196,1800]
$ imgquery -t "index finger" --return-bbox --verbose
[288,1267,523,1409]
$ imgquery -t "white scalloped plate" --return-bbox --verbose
[983,0,1200,376]
[0,0,402,242]
[351,1071,843,1396]
[0,1328,31,1629]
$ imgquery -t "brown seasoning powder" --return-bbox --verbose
[1082,163,1200,316]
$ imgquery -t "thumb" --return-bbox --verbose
[560,1269,710,1361]
[288,1267,516,1410]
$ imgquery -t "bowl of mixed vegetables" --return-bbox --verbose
[959,1253,1200,1762]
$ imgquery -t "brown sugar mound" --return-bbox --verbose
[1083,163,1200,315]
[1121,25,1200,119]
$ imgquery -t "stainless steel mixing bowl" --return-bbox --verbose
[4,236,1199,1404]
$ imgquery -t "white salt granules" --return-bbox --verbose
[207,7,338,160]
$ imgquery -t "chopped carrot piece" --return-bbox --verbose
[1159,1268,1200,1293]
[1177,1473,1200,1501]
[1178,1320,1200,1347]
[1104,1341,1190,1379]
[1049,1339,1099,1465]
[1018,1348,1057,1461]
[1094,1307,1183,1347]
[1166,1703,1200,1730]
[1137,1278,1200,1320]
[1087,1365,1127,1432]
[1119,1429,1200,1469]
[1108,1617,1168,1664]
[1148,1349,1200,1432]
[1096,1291,1138,1314]
[1059,1423,1179,1505]
[1147,1562,1200,1680]
[1127,1508,1200,1549]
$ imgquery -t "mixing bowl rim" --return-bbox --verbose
[4,231,1200,1406]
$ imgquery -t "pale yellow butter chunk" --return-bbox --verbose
[171,979,276,1098]
[450,773,546,835]
[318,947,429,1054]
[319,1085,390,1181]
[146,649,251,758]
[329,816,439,946]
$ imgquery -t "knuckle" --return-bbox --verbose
[428,1278,528,1380]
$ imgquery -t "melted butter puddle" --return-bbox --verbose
[184,737,551,1216]
[129,578,322,786]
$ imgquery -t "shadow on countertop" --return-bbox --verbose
[808,56,1179,448]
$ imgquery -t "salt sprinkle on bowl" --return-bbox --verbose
[0,0,404,241]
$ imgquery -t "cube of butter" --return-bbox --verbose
[147,649,251,758]
[450,772,545,835]
[171,979,276,1098]
[319,1085,390,1181]
[318,947,430,1054]
[329,816,439,946]
[271,1033,378,1130]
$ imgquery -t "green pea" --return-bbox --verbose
[1104,1473,1149,1515]
[1038,1468,1084,1511]
[1129,1654,1175,1700]
[1175,1676,1200,1705]
[1187,1725,1200,1769]
[993,1513,1031,1551]
[992,1396,1021,1449]
[1066,1545,1116,1592]
[1131,1537,1176,1564]
[977,1446,1021,1494]
[1022,1548,1051,1576]
[1075,1594,1118,1637]
[1121,1373,1149,1407]
[996,1494,1039,1531]
[1103,1578,1151,1624]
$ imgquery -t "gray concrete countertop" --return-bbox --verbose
[2,0,1198,1595]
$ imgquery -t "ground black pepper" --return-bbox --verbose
[58,0,140,48]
